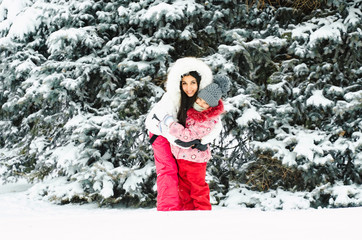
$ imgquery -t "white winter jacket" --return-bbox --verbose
[145,57,222,145]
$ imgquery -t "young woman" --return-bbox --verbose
[145,57,222,211]
[160,75,230,210]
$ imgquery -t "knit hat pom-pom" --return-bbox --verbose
[213,74,231,97]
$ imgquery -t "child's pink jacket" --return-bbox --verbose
[168,100,224,163]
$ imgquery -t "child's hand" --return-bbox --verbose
[162,114,175,127]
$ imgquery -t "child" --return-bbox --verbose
[161,75,230,210]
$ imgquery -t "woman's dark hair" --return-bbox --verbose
[177,71,201,126]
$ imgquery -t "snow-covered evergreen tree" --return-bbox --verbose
[0,0,361,208]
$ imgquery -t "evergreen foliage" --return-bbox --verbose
[0,0,361,208]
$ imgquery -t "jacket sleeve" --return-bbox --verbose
[201,117,223,144]
[168,118,218,142]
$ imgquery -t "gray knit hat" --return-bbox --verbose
[198,74,230,107]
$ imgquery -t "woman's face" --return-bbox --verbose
[181,75,198,97]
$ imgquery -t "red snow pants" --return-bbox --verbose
[150,133,181,211]
[177,159,211,210]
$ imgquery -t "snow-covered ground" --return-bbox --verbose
[1,182,360,240]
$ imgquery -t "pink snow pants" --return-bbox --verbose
[150,133,181,211]
[177,159,211,210]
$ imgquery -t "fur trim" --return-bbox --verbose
[165,57,213,106]
[187,100,224,122]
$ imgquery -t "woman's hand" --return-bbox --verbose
[174,139,208,151]
[174,139,201,148]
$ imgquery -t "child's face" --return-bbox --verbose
[196,97,210,110]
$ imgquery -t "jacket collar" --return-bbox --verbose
[187,100,224,122]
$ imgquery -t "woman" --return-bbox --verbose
[145,57,221,211]
[160,75,230,210]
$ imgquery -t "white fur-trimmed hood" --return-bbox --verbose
[165,57,213,105]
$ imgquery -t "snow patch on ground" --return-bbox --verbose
[0,182,361,240]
